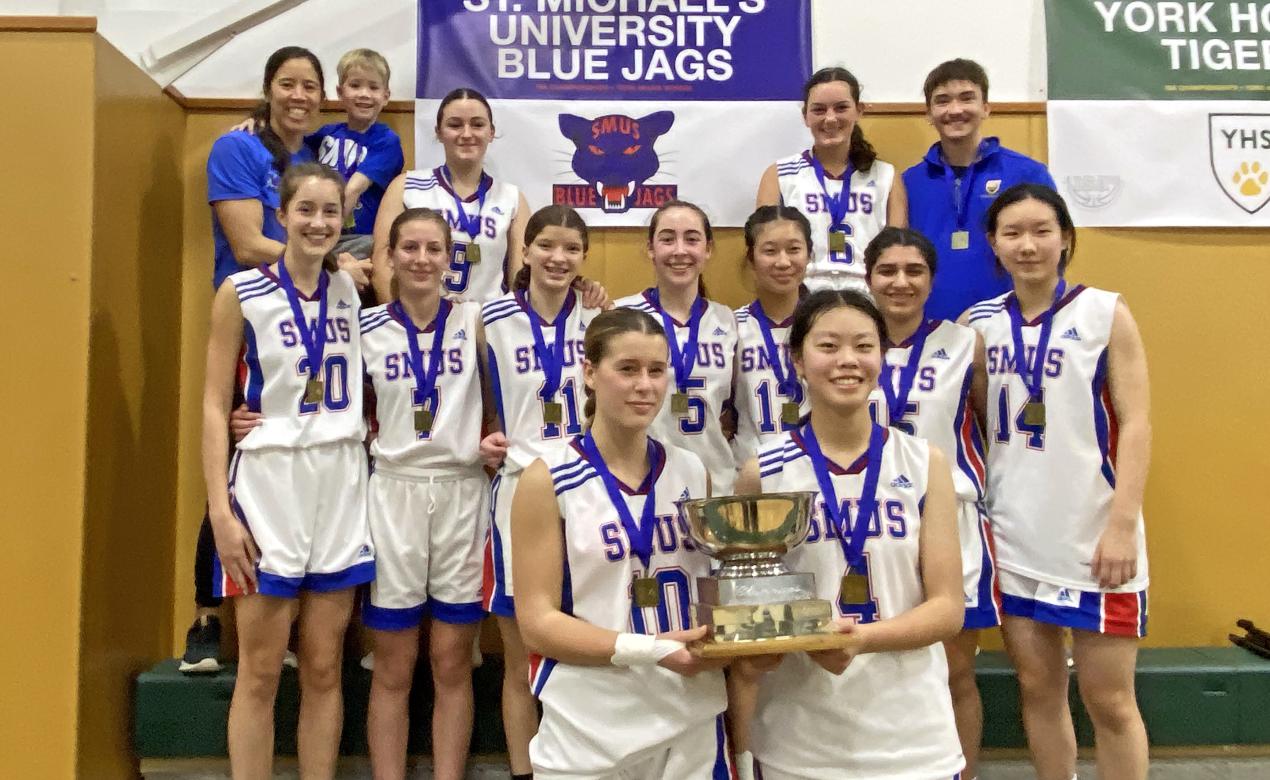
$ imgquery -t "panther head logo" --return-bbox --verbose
[558,111,675,213]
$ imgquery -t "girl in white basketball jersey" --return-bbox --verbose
[615,200,740,494]
[360,208,502,780]
[203,163,374,778]
[733,289,965,780]
[480,205,602,779]
[756,67,907,293]
[372,88,531,303]
[965,184,1151,780]
[733,206,812,466]
[865,227,995,780]
[512,308,732,779]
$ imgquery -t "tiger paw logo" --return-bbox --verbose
[1208,114,1270,214]
[554,112,678,214]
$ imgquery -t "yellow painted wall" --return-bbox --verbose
[77,36,185,779]
[175,107,1270,651]
[0,28,95,779]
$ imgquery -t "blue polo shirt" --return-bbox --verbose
[307,121,404,236]
[207,132,313,289]
[903,137,1055,321]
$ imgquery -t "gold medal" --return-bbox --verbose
[828,230,847,253]
[781,401,801,426]
[634,576,661,608]
[1023,401,1046,427]
[304,379,324,405]
[466,243,482,264]
[840,572,870,604]
[414,408,433,434]
[671,392,690,414]
[543,400,563,424]
[951,230,970,250]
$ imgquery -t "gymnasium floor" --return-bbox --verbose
[143,755,1270,779]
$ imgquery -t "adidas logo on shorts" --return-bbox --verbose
[1061,327,1081,341]
[712,326,728,337]
[930,348,950,360]
[890,474,913,489]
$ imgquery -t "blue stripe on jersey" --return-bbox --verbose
[554,470,598,495]
[549,457,591,483]
[242,321,264,412]
[487,345,508,432]
[952,363,986,498]
[234,274,273,295]
[1091,347,1116,489]
[758,442,799,467]
[360,313,392,334]
[712,715,731,780]
[482,306,522,328]
[238,284,280,305]
[531,657,557,697]
[734,308,751,323]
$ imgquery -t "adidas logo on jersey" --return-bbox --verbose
[337,300,351,310]
[580,321,589,331]
[492,206,505,214]
[890,474,913,489]
[454,329,468,340]
[930,348,950,360]
[1061,327,1081,341]
[712,326,728,337]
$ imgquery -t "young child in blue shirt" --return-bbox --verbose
[307,48,405,260]
[903,59,1055,322]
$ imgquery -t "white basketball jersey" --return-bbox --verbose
[776,150,894,293]
[733,302,810,467]
[528,437,725,773]
[401,167,521,303]
[483,290,598,472]
[231,266,365,450]
[967,285,1148,591]
[361,300,482,474]
[869,320,986,503]
[615,290,739,495]
[753,427,964,779]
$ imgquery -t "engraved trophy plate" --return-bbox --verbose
[677,492,855,658]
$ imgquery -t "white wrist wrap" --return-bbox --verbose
[735,751,756,780]
[611,632,684,666]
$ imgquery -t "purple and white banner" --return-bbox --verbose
[416,0,813,226]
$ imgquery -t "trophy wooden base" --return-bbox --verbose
[692,631,857,659]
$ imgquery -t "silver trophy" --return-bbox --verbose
[678,492,852,657]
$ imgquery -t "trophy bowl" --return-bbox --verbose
[677,492,856,658]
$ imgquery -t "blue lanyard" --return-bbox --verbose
[1008,280,1067,401]
[393,299,451,408]
[881,322,931,427]
[809,152,854,229]
[276,259,329,383]
[518,289,572,401]
[440,165,491,241]
[750,300,803,403]
[800,421,886,571]
[649,288,706,394]
[579,433,661,571]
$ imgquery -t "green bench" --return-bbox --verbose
[135,648,1270,757]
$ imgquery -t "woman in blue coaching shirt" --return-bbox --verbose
[207,46,325,289]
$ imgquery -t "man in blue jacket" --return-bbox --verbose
[904,59,1056,321]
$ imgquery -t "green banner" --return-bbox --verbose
[1046,0,1270,100]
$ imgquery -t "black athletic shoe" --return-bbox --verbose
[179,615,222,674]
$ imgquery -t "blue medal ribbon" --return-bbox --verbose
[648,288,706,395]
[943,161,980,234]
[579,432,660,571]
[393,299,451,408]
[1008,280,1067,402]
[809,151,854,239]
[276,259,330,388]
[440,165,491,242]
[750,300,803,405]
[518,289,571,402]
[800,420,887,572]
[881,322,932,427]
